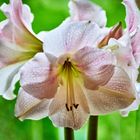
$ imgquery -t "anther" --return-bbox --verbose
[70,106,73,111]
[88,20,91,24]
[73,104,79,109]
[65,104,70,111]
[65,104,79,111]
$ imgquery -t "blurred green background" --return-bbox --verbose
[0,0,140,140]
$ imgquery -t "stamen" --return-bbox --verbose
[65,104,70,111]
[63,58,79,111]
[73,104,79,109]
[70,106,73,111]
[65,104,79,111]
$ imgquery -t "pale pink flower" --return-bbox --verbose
[91,0,140,116]
[0,0,45,99]
[111,0,140,115]
[15,21,135,129]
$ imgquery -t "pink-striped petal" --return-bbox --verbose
[20,53,58,99]
[73,47,116,90]
[69,0,107,27]
[123,0,140,34]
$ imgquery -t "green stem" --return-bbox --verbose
[64,127,74,140]
[31,121,43,140]
[87,116,98,140]
[136,108,140,140]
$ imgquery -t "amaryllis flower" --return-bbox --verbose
[111,0,140,115]
[0,0,45,99]
[68,0,107,27]
[15,21,135,129]
[91,0,140,116]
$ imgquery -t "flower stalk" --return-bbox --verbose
[64,127,74,140]
[87,116,98,140]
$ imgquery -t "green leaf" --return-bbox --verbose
[98,113,121,140]
[120,111,136,140]
[92,0,126,28]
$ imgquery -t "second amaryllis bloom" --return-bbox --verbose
[0,0,45,99]
[15,21,135,129]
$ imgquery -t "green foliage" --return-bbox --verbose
[92,0,126,27]
[24,0,69,33]
[0,0,139,140]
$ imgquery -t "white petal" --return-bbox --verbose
[15,88,51,120]
[49,82,89,130]
[0,62,24,100]
[85,67,135,115]
[43,21,103,57]
[3,72,20,100]
[123,0,140,34]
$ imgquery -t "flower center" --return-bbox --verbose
[61,58,79,111]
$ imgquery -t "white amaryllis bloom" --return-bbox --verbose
[68,0,107,27]
[15,21,135,129]
[118,0,140,116]
[0,0,45,99]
